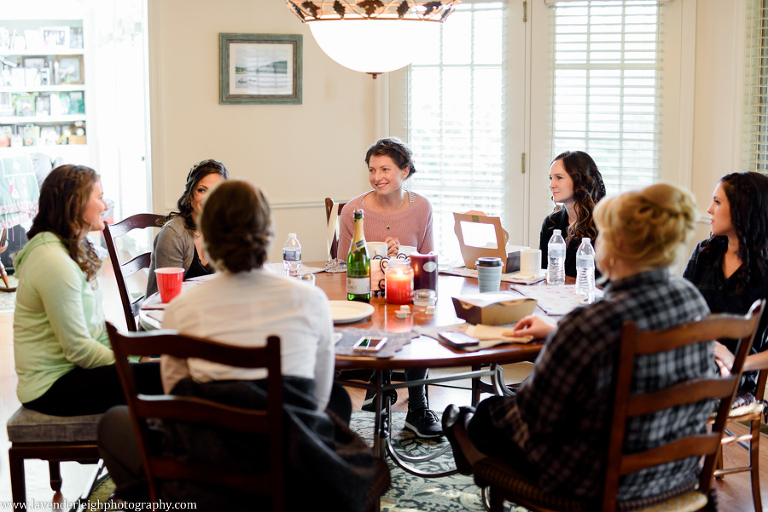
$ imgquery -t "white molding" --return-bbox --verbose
[731,0,748,173]
[271,200,328,210]
[147,0,167,213]
[677,0,697,189]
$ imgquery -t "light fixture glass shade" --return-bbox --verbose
[286,1,459,76]
[308,20,439,74]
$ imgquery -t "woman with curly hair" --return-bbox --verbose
[444,183,711,503]
[683,171,768,393]
[145,159,229,297]
[14,165,161,416]
[539,150,606,278]
[337,137,433,258]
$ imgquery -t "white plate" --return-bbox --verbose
[329,300,375,324]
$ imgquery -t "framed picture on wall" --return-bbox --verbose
[55,55,83,84]
[219,33,302,105]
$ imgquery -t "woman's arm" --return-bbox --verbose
[337,207,354,259]
[34,249,114,368]
[153,220,192,270]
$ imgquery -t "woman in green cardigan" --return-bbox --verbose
[14,164,161,416]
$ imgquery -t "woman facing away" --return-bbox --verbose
[539,150,606,277]
[99,180,373,508]
[444,183,713,502]
[14,165,162,416]
[683,171,768,394]
[337,137,441,438]
[145,159,229,297]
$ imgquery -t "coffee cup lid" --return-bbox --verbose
[475,257,503,267]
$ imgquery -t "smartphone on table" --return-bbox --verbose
[438,330,480,349]
[353,336,388,354]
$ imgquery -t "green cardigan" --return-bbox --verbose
[13,232,114,403]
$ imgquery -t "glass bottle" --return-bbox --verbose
[346,209,371,302]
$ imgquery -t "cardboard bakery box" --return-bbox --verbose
[452,292,537,325]
[453,211,526,273]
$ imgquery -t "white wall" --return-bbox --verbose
[147,0,752,267]
[148,0,377,264]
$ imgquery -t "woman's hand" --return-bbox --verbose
[511,315,555,340]
[713,341,735,377]
[385,237,400,257]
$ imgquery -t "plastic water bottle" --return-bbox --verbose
[575,237,595,301]
[547,229,566,285]
[283,233,302,277]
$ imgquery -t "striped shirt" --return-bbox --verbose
[337,190,434,258]
[488,268,712,500]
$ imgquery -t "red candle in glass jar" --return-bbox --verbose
[410,251,438,292]
[385,259,413,305]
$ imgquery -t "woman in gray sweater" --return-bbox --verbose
[145,159,229,297]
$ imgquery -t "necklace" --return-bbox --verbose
[376,192,406,230]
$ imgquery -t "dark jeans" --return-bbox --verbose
[24,362,163,416]
[374,368,429,411]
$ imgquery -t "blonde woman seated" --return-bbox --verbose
[443,183,713,503]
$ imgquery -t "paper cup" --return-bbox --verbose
[520,249,542,276]
[367,241,388,258]
[476,257,503,293]
[155,267,184,303]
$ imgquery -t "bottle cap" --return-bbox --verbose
[553,229,561,235]
[354,209,364,218]
[288,233,296,238]
[582,237,590,242]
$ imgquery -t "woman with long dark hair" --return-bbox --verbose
[145,159,229,297]
[539,150,606,277]
[683,171,768,393]
[14,165,161,416]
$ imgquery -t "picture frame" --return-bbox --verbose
[55,55,83,85]
[41,26,70,49]
[22,57,46,70]
[219,33,302,105]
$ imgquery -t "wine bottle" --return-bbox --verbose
[347,209,371,302]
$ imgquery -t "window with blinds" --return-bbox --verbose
[407,2,505,263]
[743,0,768,173]
[549,0,662,194]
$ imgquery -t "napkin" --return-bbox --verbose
[464,324,534,344]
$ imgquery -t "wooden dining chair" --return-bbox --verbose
[103,213,165,331]
[454,300,764,512]
[106,322,286,510]
[713,349,768,511]
[325,198,346,259]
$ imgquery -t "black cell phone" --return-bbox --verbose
[353,336,388,353]
[438,330,480,348]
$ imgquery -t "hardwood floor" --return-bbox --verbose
[1,264,767,510]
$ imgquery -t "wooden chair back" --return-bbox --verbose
[325,198,346,259]
[103,214,165,331]
[602,299,765,510]
[106,322,284,510]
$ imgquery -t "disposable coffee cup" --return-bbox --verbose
[155,267,184,303]
[367,241,388,258]
[475,257,503,293]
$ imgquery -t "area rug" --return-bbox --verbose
[85,411,529,512]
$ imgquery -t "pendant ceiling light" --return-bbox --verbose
[286,0,460,78]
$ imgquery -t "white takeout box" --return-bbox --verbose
[452,292,537,326]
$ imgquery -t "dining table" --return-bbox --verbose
[138,261,585,478]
